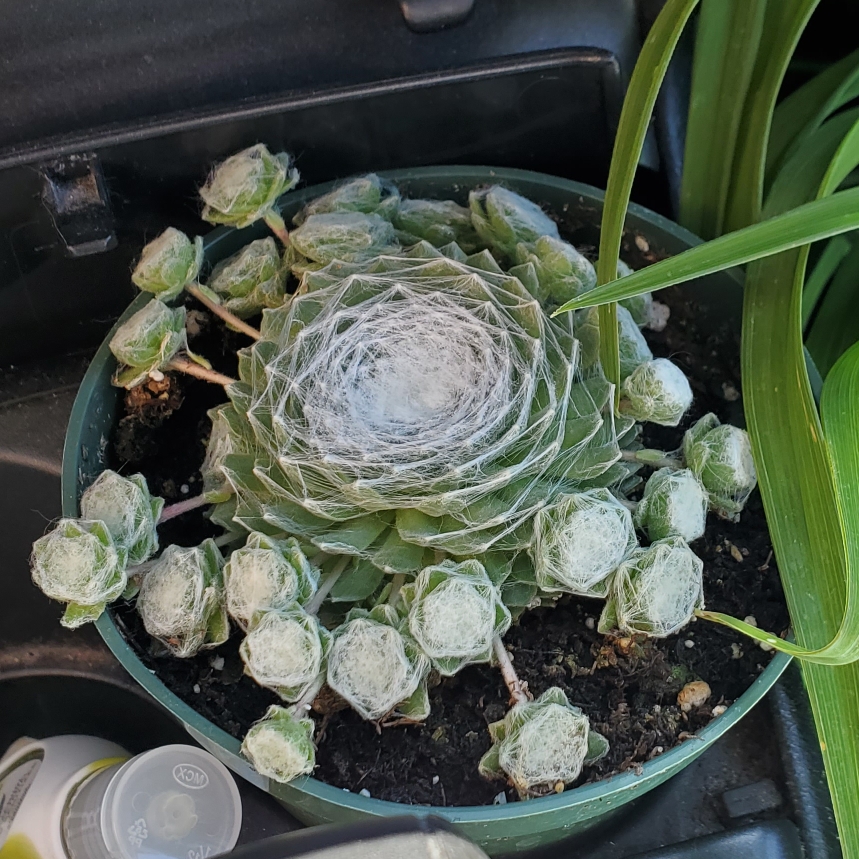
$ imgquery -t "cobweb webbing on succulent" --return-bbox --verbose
[30,518,128,629]
[532,489,637,597]
[683,413,757,520]
[80,470,163,565]
[326,605,430,722]
[217,251,624,561]
[25,159,773,801]
[634,468,708,543]
[241,705,316,783]
[240,605,330,703]
[224,531,318,630]
[136,539,229,658]
[599,536,704,638]
[402,558,511,675]
[479,686,610,798]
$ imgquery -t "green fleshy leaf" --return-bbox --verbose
[61,601,107,629]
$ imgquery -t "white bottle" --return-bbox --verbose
[0,737,242,859]
[0,734,127,859]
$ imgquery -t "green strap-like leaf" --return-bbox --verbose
[722,0,821,232]
[596,0,700,390]
[700,112,859,664]
[821,342,859,650]
[554,186,859,315]
[679,0,767,240]
[806,239,859,376]
[801,233,854,329]
[766,46,859,192]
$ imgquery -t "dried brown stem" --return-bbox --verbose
[264,210,291,247]
[493,635,530,706]
[159,494,210,522]
[166,357,236,387]
[186,284,261,341]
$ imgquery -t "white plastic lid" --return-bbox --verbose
[99,744,242,859]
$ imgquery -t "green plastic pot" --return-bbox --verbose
[62,166,791,856]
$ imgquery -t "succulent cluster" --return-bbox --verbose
[31,471,161,627]
[32,146,761,800]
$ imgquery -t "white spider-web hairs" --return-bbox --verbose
[620,358,693,427]
[136,540,228,658]
[600,536,704,637]
[30,519,127,627]
[403,559,511,675]
[241,705,316,783]
[240,605,329,702]
[108,300,187,388]
[223,251,620,558]
[634,468,708,543]
[326,606,430,721]
[532,489,637,597]
[224,532,318,631]
[479,687,609,797]
[80,470,163,565]
[684,413,757,520]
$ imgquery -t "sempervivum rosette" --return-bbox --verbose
[213,242,625,576]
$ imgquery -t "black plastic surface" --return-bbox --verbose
[0,0,639,159]
[399,0,476,33]
[39,153,118,258]
[629,821,803,859]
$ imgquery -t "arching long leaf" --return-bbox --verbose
[766,46,859,191]
[596,0,700,390]
[679,0,767,239]
[801,233,854,328]
[711,110,859,855]
[554,186,859,314]
[806,239,859,375]
[723,0,820,231]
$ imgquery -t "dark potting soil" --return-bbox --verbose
[108,238,790,808]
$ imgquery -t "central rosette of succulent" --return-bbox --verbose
[217,250,623,567]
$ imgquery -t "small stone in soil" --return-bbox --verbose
[585,616,595,630]
[493,792,508,805]
[432,775,440,785]
[211,655,225,671]
[721,382,740,401]
[677,681,711,712]
[359,788,371,797]
[193,684,201,694]
[731,643,743,659]
[684,640,695,649]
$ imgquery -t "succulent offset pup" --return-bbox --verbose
[31,148,763,800]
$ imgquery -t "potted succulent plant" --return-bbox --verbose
[31,0,859,855]
[48,160,788,854]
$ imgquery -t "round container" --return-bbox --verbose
[0,735,128,859]
[62,166,792,855]
[64,744,241,859]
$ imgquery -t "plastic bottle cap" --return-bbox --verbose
[99,744,241,859]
